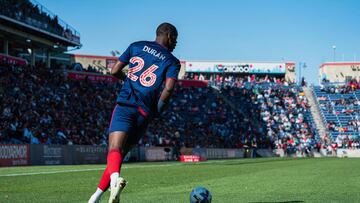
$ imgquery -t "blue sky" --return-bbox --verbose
[39,0,360,84]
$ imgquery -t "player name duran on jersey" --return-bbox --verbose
[142,45,166,61]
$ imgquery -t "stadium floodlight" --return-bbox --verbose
[332,45,336,62]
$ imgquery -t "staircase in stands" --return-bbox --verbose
[303,86,327,139]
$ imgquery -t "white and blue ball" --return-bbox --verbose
[190,186,212,203]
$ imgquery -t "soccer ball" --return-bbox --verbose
[190,186,212,203]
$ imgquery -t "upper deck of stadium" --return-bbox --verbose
[0,0,81,67]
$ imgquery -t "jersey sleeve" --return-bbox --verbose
[118,44,132,64]
[166,59,181,80]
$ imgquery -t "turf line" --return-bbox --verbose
[0,159,269,177]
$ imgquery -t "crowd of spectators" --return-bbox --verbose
[68,63,110,75]
[222,84,317,154]
[315,83,360,150]
[0,0,79,43]
[0,62,264,148]
[0,62,318,152]
[319,97,359,117]
[334,134,360,149]
[141,86,271,149]
[183,72,293,87]
[0,62,274,149]
[84,65,109,74]
[0,62,120,145]
[318,86,360,133]
[320,80,360,94]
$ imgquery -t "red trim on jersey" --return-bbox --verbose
[138,107,148,118]
[109,105,118,128]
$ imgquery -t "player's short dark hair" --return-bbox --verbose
[156,22,178,37]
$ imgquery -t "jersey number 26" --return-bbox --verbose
[127,56,159,87]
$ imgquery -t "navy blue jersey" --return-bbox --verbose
[116,41,180,117]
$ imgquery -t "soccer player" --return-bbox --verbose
[88,22,180,203]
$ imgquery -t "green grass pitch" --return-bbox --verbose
[0,158,359,203]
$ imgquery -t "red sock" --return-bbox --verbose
[97,167,110,191]
[107,149,122,175]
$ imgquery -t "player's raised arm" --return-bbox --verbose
[112,44,131,79]
[111,61,127,79]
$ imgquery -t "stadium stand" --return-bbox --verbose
[221,82,318,154]
[144,86,271,149]
[1,62,264,149]
[0,0,80,43]
[183,72,291,87]
[0,62,120,145]
[1,60,320,156]
[313,83,360,149]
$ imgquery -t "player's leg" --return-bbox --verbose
[108,105,146,203]
[108,131,129,203]
[88,131,128,203]
[89,169,109,203]
[107,131,128,188]
[108,128,145,203]
[108,109,149,201]
[92,106,148,203]
[88,139,134,203]
[89,105,131,203]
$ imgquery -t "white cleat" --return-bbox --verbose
[108,177,127,203]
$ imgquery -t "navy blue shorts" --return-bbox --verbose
[109,104,149,145]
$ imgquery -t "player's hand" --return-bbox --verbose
[111,61,128,80]
[118,66,128,81]
[157,99,169,115]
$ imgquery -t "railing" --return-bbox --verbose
[29,0,80,43]
[0,0,80,44]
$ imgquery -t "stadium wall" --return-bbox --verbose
[69,54,118,74]
[0,145,276,167]
[6,145,360,167]
[285,62,296,83]
[0,144,107,167]
[320,62,360,83]
[66,71,118,83]
[336,149,360,158]
[179,61,186,79]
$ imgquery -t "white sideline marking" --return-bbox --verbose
[0,168,105,177]
[0,159,235,177]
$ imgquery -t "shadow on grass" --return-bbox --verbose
[250,201,304,203]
